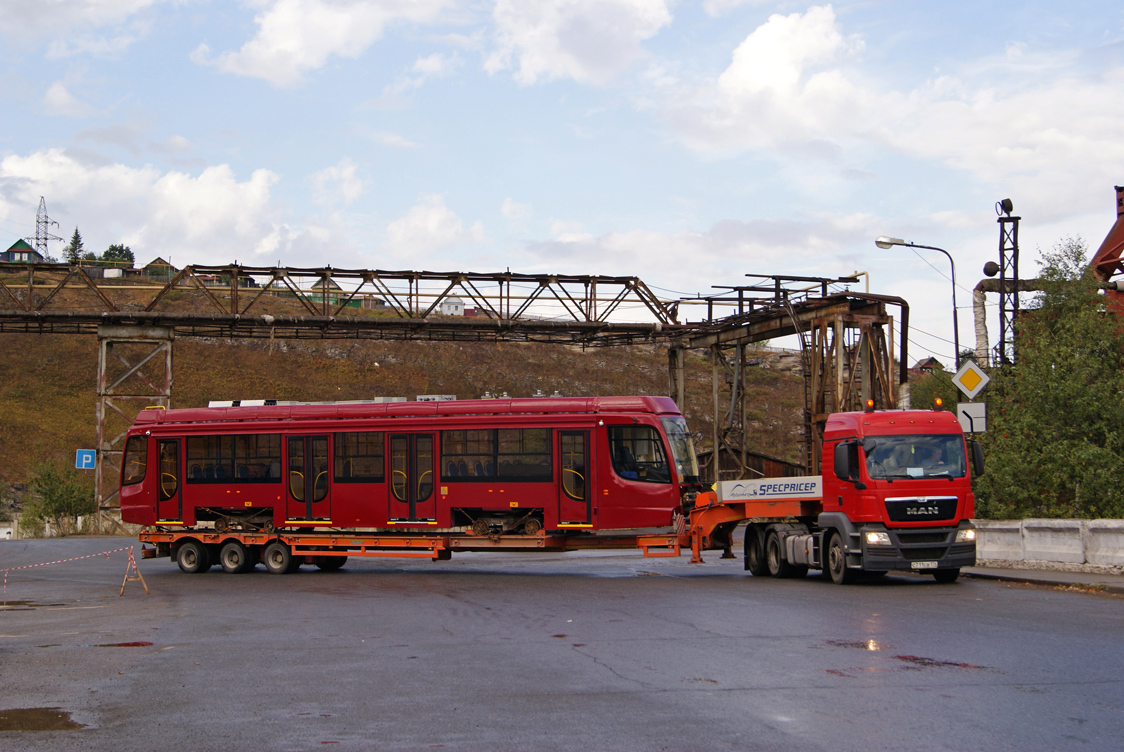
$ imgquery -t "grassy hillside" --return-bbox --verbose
[0,332,805,490]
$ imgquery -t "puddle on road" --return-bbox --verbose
[95,641,153,648]
[0,708,86,731]
[0,601,68,611]
[894,654,986,670]
[826,639,884,651]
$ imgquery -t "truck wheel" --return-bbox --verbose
[765,531,800,578]
[826,532,856,585]
[176,540,211,574]
[744,527,767,577]
[932,568,960,584]
[263,541,292,575]
[315,556,347,571]
[219,541,251,574]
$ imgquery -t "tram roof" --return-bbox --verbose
[132,395,682,427]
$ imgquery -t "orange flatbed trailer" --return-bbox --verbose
[138,489,818,571]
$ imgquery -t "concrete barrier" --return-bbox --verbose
[974,519,1124,573]
[1086,520,1124,567]
[975,519,1023,563]
[1022,518,1086,564]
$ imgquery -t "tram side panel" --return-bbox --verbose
[121,401,692,535]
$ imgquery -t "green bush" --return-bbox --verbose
[975,238,1124,519]
[24,463,96,536]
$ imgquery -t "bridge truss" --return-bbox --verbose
[0,262,907,523]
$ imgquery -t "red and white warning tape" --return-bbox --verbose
[2,546,135,593]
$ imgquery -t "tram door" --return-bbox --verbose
[287,435,330,521]
[156,438,182,522]
[389,434,435,522]
[558,431,591,526]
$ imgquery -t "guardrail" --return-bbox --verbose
[974,519,1124,572]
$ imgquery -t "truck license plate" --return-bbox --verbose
[911,561,938,569]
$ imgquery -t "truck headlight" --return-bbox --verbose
[955,529,976,543]
[864,531,891,546]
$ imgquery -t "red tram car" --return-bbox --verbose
[120,396,700,536]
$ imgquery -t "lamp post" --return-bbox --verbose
[876,236,960,370]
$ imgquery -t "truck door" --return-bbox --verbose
[389,433,435,522]
[287,435,330,521]
[558,430,592,526]
[156,438,182,522]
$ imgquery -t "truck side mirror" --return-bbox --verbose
[833,442,865,489]
[833,442,852,481]
[970,440,985,477]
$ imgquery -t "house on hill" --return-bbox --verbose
[911,357,945,375]
[143,257,177,280]
[439,296,465,316]
[3,239,44,263]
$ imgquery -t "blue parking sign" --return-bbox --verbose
[76,450,96,470]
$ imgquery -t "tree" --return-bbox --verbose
[908,368,957,411]
[102,244,135,266]
[23,462,96,536]
[64,227,84,264]
[975,237,1124,519]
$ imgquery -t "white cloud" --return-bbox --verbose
[0,0,159,36]
[43,81,95,117]
[311,158,364,207]
[665,5,1124,224]
[501,197,531,220]
[486,0,672,85]
[359,130,418,148]
[666,5,866,154]
[192,0,453,87]
[0,148,286,265]
[383,52,463,97]
[1,0,160,58]
[523,212,878,284]
[385,194,485,257]
[703,0,773,18]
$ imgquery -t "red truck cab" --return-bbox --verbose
[821,406,981,582]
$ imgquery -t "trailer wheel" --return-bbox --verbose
[219,541,251,574]
[263,542,293,575]
[315,556,347,571]
[765,531,802,578]
[932,568,960,584]
[826,532,856,585]
[176,540,211,574]
[744,527,767,576]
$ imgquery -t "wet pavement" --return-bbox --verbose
[1,536,1122,751]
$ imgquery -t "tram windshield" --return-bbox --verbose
[864,434,966,480]
[660,416,700,483]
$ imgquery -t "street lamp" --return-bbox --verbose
[875,236,961,370]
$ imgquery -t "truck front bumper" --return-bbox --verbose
[860,523,976,572]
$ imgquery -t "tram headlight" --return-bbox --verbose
[955,528,976,543]
[864,531,891,546]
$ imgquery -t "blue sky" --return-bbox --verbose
[1,1,1122,365]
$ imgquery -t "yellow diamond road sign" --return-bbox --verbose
[953,360,990,399]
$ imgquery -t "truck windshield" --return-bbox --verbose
[660,416,700,483]
[863,434,966,480]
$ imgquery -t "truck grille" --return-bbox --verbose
[895,531,949,545]
[902,547,948,561]
[884,496,957,523]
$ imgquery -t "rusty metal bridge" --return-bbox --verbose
[0,261,909,524]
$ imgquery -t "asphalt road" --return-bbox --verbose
[2,536,1122,751]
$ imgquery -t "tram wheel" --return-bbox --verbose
[176,541,211,574]
[263,542,292,575]
[219,541,251,573]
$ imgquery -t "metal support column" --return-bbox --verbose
[997,201,1021,364]
[95,325,174,531]
[668,345,686,408]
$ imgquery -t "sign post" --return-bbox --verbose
[75,450,96,470]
